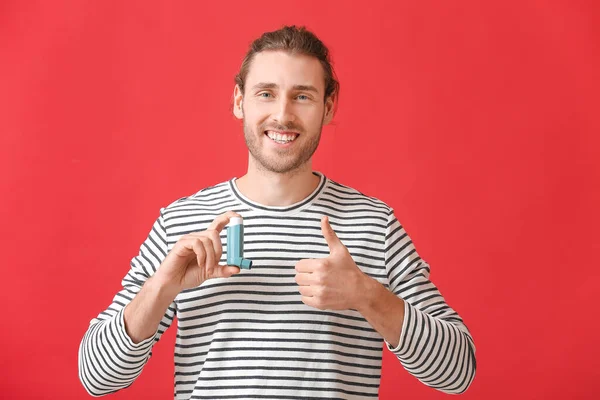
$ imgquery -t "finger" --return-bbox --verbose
[298,285,317,297]
[199,237,215,272]
[171,237,199,260]
[184,231,224,262]
[192,238,207,269]
[175,238,239,281]
[175,236,207,259]
[205,229,223,261]
[295,259,316,273]
[295,272,315,286]
[301,296,322,309]
[207,211,242,233]
[321,216,343,254]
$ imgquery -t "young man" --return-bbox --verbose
[79,26,476,398]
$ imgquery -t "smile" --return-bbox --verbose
[265,130,299,144]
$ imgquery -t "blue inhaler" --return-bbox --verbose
[226,217,252,269]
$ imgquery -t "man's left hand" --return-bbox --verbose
[295,216,370,311]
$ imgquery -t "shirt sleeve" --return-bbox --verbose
[384,209,476,394]
[78,207,176,396]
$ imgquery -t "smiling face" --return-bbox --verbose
[233,51,334,174]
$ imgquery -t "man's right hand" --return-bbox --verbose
[154,210,242,294]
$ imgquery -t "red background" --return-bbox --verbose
[1,1,598,399]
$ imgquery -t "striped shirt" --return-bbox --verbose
[78,171,476,398]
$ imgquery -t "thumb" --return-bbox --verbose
[207,265,241,280]
[321,216,343,253]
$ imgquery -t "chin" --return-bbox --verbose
[257,156,305,174]
[261,163,299,174]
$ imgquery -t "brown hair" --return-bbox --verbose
[235,25,339,111]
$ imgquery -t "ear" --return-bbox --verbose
[233,85,244,120]
[322,94,335,125]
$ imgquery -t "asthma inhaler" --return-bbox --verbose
[226,217,252,269]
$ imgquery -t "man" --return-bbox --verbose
[79,25,476,398]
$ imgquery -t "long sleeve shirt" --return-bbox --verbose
[78,171,476,398]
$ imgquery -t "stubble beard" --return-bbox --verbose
[243,119,323,174]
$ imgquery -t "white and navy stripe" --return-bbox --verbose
[79,171,476,398]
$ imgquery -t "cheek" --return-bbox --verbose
[244,108,270,129]
[300,107,326,126]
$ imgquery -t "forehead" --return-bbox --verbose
[245,51,325,93]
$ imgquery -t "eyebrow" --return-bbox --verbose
[250,82,320,94]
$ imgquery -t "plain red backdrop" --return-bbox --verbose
[1,0,598,399]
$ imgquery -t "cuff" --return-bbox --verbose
[385,299,414,355]
[115,308,158,351]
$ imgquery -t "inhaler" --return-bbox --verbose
[226,217,252,269]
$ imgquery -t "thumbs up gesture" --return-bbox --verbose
[295,216,370,311]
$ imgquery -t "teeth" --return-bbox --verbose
[267,131,298,142]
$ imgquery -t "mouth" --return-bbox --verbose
[264,130,300,145]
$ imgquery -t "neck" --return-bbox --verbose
[235,158,321,207]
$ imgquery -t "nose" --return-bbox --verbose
[272,96,296,125]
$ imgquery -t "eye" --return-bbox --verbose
[297,94,310,100]
[258,92,272,98]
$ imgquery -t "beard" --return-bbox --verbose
[243,119,322,174]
